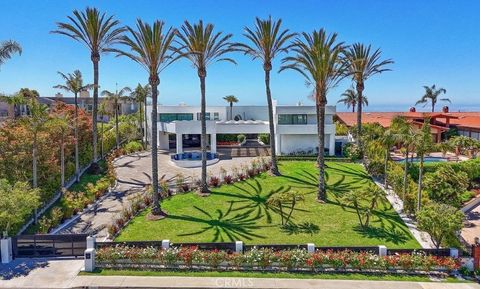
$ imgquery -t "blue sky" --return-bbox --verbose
[1,0,479,111]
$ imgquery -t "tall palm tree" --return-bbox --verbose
[52,7,126,170]
[390,116,414,201]
[280,29,345,202]
[101,86,132,149]
[236,17,296,176]
[223,95,238,120]
[415,85,449,112]
[414,121,433,211]
[131,84,151,147]
[343,43,393,151]
[53,70,93,181]
[112,19,177,217]
[337,87,368,112]
[176,20,236,195]
[0,40,22,67]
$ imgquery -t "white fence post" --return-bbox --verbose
[378,245,387,257]
[1,238,13,264]
[235,241,243,253]
[450,248,459,258]
[162,240,170,249]
[84,248,95,272]
[86,236,96,249]
[307,243,315,253]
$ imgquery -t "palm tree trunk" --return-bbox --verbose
[230,102,233,121]
[356,84,364,153]
[402,146,409,201]
[74,92,80,182]
[92,57,99,164]
[144,100,148,147]
[384,148,389,188]
[265,68,279,175]
[199,75,209,194]
[417,156,424,211]
[101,117,104,158]
[316,95,327,202]
[150,76,162,216]
[138,101,143,147]
[115,100,119,149]
[352,106,355,113]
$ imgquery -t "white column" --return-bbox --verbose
[275,134,281,155]
[162,240,170,249]
[210,133,217,153]
[1,238,13,264]
[86,236,96,249]
[176,134,183,153]
[329,134,335,156]
[378,245,387,257]
[307,243,315,253]
[158,133,169,150]
[235,241,243,253]
[84,248,95,272]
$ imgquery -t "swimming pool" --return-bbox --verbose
[395,156,448,163]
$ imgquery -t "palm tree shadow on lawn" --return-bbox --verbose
[168,201,270,242]
[353,224,409,245]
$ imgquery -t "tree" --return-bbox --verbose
[414,121,434,211]
[0,179,40,237]
[280,29,345,201]
[266,191,305,225]
[101,86,132,149]
[337,87,368,112]
[47,114,71,188]
[435,141,454,158]
[52,7,126,169]
[415,85,449,112]
[341,184,385,229]
[131,84,151,147]
[53,70,93,181]
[236,17,295,176]
[0,40,22,67]
[98,100,109,158]
[343,44,393,152]
[423,165,468,208]
[112,19,177,217]
[223,95,238,121]
[380,128,396,188]
[417,202,464,249]
[177,20,236,194]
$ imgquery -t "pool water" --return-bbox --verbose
[395,156,448,163]
[172,151,218,161]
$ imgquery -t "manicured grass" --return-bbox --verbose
[116,161,420,248]
[81,269,464,283]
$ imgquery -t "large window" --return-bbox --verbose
[196,112,211,120]
[159,113,194,122]
[278,114,307,125]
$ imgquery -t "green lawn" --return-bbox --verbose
[81,269,464,283]
[116,161,420,248]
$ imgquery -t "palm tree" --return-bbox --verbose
[176,20,236,195]
[0,40,22,67]
[223,95,238,121]
[101,86,132,149]
[415,121,433,211]
[280,29,345,202]
[98,100,109,158]
[131,84,151,147]
[390,116,414,201]
[337,87,368,112]
[343,43,393,151]
[52,7,126,169]
[53,70,93,181]
[236,17,296,176]
[380,128,396,188]
[415,85,449,112]
[112,19,177,217]
[48,114,70,188]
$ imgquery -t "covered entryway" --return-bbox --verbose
[13,234,87,258]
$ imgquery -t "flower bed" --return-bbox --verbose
[96,245,460,275]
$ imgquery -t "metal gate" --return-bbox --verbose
[13,234,87,258]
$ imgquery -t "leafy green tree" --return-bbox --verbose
[415,84,449,112]
[112,19,177,217]
[223,95,238,121]
[101,86,132,149]
[53,70,93,181]
[380,128,396,188]
[236,17,295,176]
[131,84,151,147]
[280,29,345,201]
[449,135,478,157]
[177,20,236,195]
[0,40,22,67]
[0,179,40,237]
[417,202,464,249]
[435,141,454,157]
[47,113,71,188]
[53,7,126,166]
[337,87,368,113]
[423,165,468,207]
[343,44,393,151]
[415,121,433,211]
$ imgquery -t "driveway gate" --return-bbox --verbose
[13,234,87,258]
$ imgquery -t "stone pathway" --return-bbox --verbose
[55,150,257,239]
[372,178,435,248]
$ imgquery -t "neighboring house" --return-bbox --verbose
[146,102,336,156]
[336,107,480,142]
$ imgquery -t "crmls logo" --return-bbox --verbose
[215,278,254,287]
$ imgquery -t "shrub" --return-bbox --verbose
[208,176,220,187]
[50,207,64,226]
[123,140,143,154]
[258,133,270,145]
[423,165,469,207]
[343,143,361,161]
[223,175,233,184]
[38,216,52,234]
[237,134,246,143]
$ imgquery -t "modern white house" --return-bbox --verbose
[146,101,336,156]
